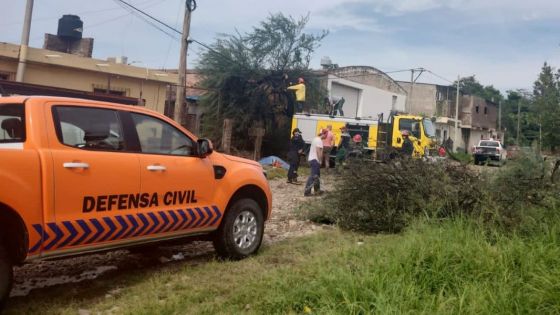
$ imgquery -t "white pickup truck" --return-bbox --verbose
[472,140,507,165]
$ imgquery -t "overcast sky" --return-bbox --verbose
[2,0,560,93]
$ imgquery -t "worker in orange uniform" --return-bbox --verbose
[287,77,306,113]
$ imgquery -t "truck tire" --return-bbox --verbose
[0,243,13,311]
[213,198,264,260]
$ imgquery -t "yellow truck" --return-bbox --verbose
[291,112,437,159]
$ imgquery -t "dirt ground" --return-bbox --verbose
[10,173,334,298]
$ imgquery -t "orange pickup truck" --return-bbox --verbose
[0,96,272,308]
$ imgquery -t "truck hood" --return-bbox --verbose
[222,154,261,167]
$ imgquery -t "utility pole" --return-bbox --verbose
[454,75,460,152]
[407,69,415,113]
[498,100,501,140]
[16,0,34,82]
[405,68,425,113]
[516,98,521,145]
[173,0,196,126]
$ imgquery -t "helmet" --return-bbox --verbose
[298,77,304,83]
[353,134,362,143]
[401,130,410,137]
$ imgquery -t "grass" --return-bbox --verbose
[6,215,560,314]
[447,150,473,164]
[264,165,310,180]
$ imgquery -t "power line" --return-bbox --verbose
[162,0,184,69]
[112,0,256,73]
[425,70,455,84]
[1,0,165,27]
[386,69,421,74]
[88,12,134,29]
[114,0,179,39]
[113,0,183,36]
[111,0,459,89]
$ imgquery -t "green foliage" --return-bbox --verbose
[263,167,287,180]
[9,219,560,314]
[197,13,328,153]
[533,62,560,151]
[307,154,560,233]
[447,150,473,164]
[500,62,560,150]
[501,90,537,146]
[306,160,484,233]
[486,152,560,229]
[234,218,560,314]
[454,75,503,102]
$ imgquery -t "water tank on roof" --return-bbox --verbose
[321,56,332,68]
[57,15,83,40]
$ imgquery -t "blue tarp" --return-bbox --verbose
[258,155,289,170]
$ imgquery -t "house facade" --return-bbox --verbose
[399,81,501,151]
[0,42,177,113]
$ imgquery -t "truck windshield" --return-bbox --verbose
[0,104,25,143]
[422,118,435,138]
[480,141,499,147]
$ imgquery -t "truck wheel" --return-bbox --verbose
[0,243,13,311]
[213,199,264,260]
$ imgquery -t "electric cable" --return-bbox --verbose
[114,1,179,39]
[162,0,184,69]
[0,0,164,27]
[113,0,185,36]
[425,70,455,84]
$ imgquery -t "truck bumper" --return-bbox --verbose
[474,154,501,162]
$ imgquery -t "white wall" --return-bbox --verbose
[327,75,406,121]
[331,82,360,117]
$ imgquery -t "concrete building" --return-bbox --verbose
[0,42,177,113]
[325,66,408,120]
[398,81,501,151]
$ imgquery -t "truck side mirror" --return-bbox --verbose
[197,138,213,158]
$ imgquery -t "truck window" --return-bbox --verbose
[398,118,421,138]
[422,118,436,138]
[0,104,25,143]
[53,106,125,151]
[130,113,194,156]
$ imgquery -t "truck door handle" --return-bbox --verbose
[63,162,90,169]
[147,165,166,171]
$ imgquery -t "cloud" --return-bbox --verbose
[2,0,559,93]
[310,5,383,32]
[367,0,560,21]
[327,44,560,92]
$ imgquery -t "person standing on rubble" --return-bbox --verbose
[287,77,306,113]
[348,133,364,159]
[305,129,325,196]
[336,125,351,171]
[322,126,334,172]
[401,130,414,158]
[287,128,305,184]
